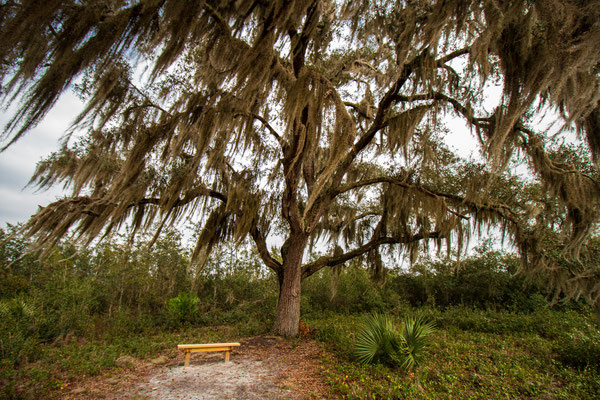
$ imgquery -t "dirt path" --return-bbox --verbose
[62,337,330,399]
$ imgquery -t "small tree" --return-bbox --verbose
[1,1,600,335]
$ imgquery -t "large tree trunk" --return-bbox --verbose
[273,234,307,336]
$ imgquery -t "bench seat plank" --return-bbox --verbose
[177,343,241,366]
[177,343,241,349]
[187,346,234,352]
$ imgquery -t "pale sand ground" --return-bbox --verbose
[133,359,293,399]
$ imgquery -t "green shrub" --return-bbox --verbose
[430,306,589,339]
[394,250,564,312]
[301,266,401,316]
[354,313,434,370]
[355,313,402,366]
[308,314,360,357]
[556,335,600,370]
[166,292,200,325]
[397,314,435,370]
[554,318,600,370]
[0,296,44,366]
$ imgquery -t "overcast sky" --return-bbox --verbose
[0,92,84,227]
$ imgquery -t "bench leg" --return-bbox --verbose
[225,350,230,362]
[184,351,191,367]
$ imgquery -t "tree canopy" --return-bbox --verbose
[1,0,600,335]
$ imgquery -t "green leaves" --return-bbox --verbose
[355,313,401,366]
[397,314,435,370]
[165,292,200,325]
[354,312,434,370]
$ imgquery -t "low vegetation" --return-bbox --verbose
[353,313,434,370]
[1,225,599,399]
[308,310,600,399]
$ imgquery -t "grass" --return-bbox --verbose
[2,307,599,399]
[307,308,600,399]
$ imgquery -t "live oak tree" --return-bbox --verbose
[2,0,600,335]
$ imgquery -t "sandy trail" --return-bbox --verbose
[136,359,290,399]
[63,336,328,400]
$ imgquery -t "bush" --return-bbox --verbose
[430,306,590,339]
[554,315,600,370]
[166,293,200,325]
[393,250,564,312]
[308,314,361,357]
[354,313,434,370]
[556,335,600,370]
[0,296,42,366]
[301,266,401,316]
[397,314,435,370]
[355,313,402,366]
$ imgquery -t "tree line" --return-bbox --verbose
[3,224,583,368]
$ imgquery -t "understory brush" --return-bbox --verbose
[307,307,600,399]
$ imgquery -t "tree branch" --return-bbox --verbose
[250,226,283,275]
[137,186,227,207]
[349,49,430,158]
[335,47,469,166]
[393,92,476,123]
[516,124,600,185]
[124,76,171,116]
[435,47,470,65]
[288,2,319,76]
[235,112,283,144]
[344,101,372,120]
[332,174,521,223]
[392,91,499,139]
[124,102,172,117]
[302,50,431,231]
[301,231,442,279]
[44,185,227,219]
[333,175,466,214]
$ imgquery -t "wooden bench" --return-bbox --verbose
[177,343,241,367]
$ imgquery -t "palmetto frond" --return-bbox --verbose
[398,314,435,371]
[354,312,434,370]
[354,313,402,366]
